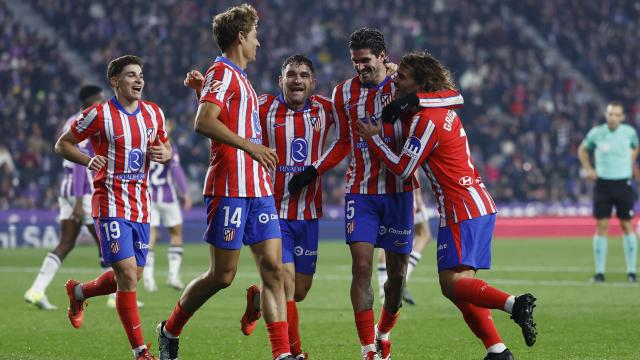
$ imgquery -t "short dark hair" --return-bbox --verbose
[106,55,143,82]
[281,54,314,74]
[212,3,259,52]
[349,27,386,56]
[78,85,102,103]
[400,51,456,92]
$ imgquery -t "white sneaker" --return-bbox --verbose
[24,289,57,310]
[167,278,184,290]
[144,277,159,292]
[106,293,144,308]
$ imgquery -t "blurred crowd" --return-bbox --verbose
[2,0,637,210]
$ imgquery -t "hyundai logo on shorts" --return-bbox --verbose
[458,176,474,186]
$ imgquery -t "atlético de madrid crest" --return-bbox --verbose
[309,116,321,132]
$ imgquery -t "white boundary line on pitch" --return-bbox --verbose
[1,266,636,288]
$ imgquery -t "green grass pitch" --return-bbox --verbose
[1,238,637,359]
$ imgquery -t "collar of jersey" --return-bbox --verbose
[110,96,141,116]
[359,75,391,89]
[216,56,247,78]
[277,93,311,112]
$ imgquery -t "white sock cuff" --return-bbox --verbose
[409,250,422,260]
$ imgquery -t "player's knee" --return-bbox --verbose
[209,269,236,289]
[261,260,284,283]
[352,260,372,279]
[294,286,310,302]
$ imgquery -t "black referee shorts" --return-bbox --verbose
[593,178,635,220]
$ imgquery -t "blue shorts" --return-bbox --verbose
[436,214,496,272]
[280,219,318,275]
[203,196,281,250]
[95,218,150,267]
[344,192,414,254]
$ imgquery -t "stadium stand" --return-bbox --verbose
[4,0,634,209]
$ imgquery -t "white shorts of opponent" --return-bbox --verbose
[58,195,93,225]
[151,201,183,228]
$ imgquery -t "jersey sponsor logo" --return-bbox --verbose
[115,173,146,180]
[402,136,422,158]
[223,227,235,242]
[458,176,474,186]
[128,149,144,172]
[277,165,309,173]
[357,136,391,149]
[291,138,308,163]
[248,137,262,145]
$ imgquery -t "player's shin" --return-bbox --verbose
[286,301,301,355]
[454,300,504,351]
[452,277,511,310]
[115,291,146,356]
[81,269,117,299]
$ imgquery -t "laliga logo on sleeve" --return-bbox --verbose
[402,136,422,158]
[290,138,308,163]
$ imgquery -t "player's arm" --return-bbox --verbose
[55,129,105,172]
[194,102,277,170]
[358,116,436,180]
[577,136,596,181]
[313,90,351,174]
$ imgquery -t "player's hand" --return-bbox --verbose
[246,142,278,171]
[183,193,193,211]
[382,92,420,124]
[585,168,597,181]
[150,145,172,163]
[385,61,398,78]
[71,200,84,223]
[357,116,382,140]
[184,70,204,91]
[87,155,107,171]
[288,166,319,195]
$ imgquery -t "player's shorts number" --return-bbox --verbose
[346,200,355,220]
[102,221,121,241]
[223,206,242,227]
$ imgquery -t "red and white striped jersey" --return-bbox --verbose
[259,93,337,220]
[366,89,496,226]
[70,97,169,223]
[199,56,272,198]
[314,75,418,194]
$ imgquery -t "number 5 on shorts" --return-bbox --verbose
[346,200,355,220]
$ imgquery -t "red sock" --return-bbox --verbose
[354,309,375,346]
[454,300,503,348]
[377,306,399,334]
[115,291,145,349]
[266,321,290,359]
[165,301,193,337]
[81,269,117,298]
[287,301,301,355]
[453,277,510,310]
